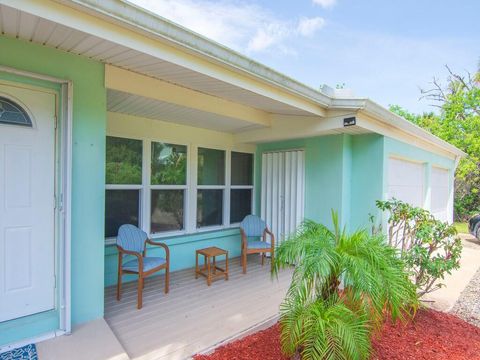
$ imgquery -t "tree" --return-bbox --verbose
[376,199,462,297]
[273,212,418,360]
[390,63,480,220]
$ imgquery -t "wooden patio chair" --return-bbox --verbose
[116,224,170,309]
[239,215,275,274]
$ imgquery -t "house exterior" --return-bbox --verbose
[0,0,464,352]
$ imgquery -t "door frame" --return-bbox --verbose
[0,65,73,342]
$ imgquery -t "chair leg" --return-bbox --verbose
[270,248,275,272]
[117,271,122,301]
[137,276,144,310]
[165,266,169,294]
[261,253,265,266]
[242,251,247,274]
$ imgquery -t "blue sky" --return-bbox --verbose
[130,0,480,113]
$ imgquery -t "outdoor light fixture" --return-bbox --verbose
[343,117,356,127]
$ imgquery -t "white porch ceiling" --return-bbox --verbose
[0,4,312,116]
[107,89,264,133]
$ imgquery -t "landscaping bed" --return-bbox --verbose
[194,309,480,360]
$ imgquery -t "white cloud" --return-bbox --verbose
[312,0,337,8]
[296,17,325,37]
[129,0,325,54]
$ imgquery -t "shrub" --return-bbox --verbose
[376,199,462,297]
[273,211,418,360]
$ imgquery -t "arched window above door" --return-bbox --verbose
[0,96,33,127]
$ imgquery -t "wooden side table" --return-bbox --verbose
[195,246,229,286]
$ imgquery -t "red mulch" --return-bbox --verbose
[194,309,480,360]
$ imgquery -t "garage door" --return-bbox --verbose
[431,166,450,222]
[388,158,425,207]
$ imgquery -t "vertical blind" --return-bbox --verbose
[261,150,305,245]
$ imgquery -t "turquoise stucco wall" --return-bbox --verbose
[0,36,106,345]
[255,135,352,228]
[350,134,385,230]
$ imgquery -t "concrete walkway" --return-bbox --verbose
[36,319,129,360]
[422,234,480,312]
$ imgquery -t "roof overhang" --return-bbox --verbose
[0,0,466,159]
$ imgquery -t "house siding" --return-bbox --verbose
[255,134,352,228]
[0,36,106,346]
[382,136,456,226]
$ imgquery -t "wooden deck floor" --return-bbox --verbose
[104,256,293,360]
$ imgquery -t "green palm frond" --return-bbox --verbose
[274,211,418,359]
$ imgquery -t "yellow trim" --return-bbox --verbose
[105,65,271,127]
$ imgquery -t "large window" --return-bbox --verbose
[105,136,142,238]
[197,148,225,228]
[230,152,254,223]
[150,142,187,233]
[105,136,254,240]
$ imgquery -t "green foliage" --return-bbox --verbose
[151,143,187,185]
[389,64,480,220]
[106,137,142,184]
[273,212,418,360]
[376,199,462,297]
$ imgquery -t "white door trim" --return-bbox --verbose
[0,65,73,336]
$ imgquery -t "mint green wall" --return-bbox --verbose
[350,134,385,230]
[105,229,242,286]
[0,36,106,345]
[255,135,352,228]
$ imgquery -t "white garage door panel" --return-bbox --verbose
[431,167,450,222]
[388,158,425,207]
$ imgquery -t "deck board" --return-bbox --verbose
[104,255,293,360]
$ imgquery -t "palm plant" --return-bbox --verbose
[273,212,418,360]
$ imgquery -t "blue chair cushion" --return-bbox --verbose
[123,257,166,272]
[247,240,271,249]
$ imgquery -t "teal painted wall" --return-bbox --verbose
[0,36,106,345]
[350,134,385,230]
[255,135,352,228]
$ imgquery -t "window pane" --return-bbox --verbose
[0,96,32,127]
[106,136,142,184]
[231,152,253,185]
[151,190,184,233]
[197,148,225,185]
[197,189,223,227]
[230,189,252,223]
[105,190,140,238]
[151,142,187,185]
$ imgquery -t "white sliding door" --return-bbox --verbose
[261,150,305,245]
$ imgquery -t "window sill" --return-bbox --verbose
[105,226,241,249]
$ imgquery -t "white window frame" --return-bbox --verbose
[230,151,255,226]
[105,136,255,243]
[105,136,144,244]
[148,140,189,236]
[195,146,228,231]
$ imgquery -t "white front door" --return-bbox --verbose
[0,83,56,322]
[261,150,305,244]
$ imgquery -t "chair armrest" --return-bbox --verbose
[146,239,170,262]
[117,245,144,274]
[265,229,275,247]
[117,245,143,259]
